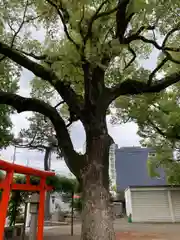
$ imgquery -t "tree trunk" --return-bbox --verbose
[44,147,51,221]
[44,147,51,171]
[80,133,115,240]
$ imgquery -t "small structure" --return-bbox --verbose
[125,185,180,223]
[112,202,123,218]
[0,159,55,240]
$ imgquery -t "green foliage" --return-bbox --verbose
[147,159,160,178]
[0,61,19,148]
[1,0,179,127]
[7,174,29,227]
[113,82,180,184]
[47,175,79,193]
[7,191,28,226]
[111,185,117,192]
[16,113,59,152]
[30,78,70,121]
[9,173,79,193]
[1,0,178,101]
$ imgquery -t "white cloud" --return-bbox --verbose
[108,121,141,147]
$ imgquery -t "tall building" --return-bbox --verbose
[109,143,118,189]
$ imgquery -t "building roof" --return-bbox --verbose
[125,185,180,192]
[116,146,154,153]
[128,185,180,188]
[115,147,166,191]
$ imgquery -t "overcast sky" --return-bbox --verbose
[0,28,160,176]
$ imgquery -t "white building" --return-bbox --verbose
[125,185,180,222]
[109,143,118,189]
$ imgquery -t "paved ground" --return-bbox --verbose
[38,219,180,239]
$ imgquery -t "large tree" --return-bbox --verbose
[0,0,180,239]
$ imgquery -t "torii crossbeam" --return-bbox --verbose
[0,159,55,240]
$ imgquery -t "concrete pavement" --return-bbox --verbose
[22,219,180,239]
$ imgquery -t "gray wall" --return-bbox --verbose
[115,147,166,192]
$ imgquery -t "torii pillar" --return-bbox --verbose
[0,159,55,240]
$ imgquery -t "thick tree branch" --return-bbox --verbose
[16,49,48,60]
[0,41,83,118]
[17,49,80,67]
[0,91,84,176]
[116,0,134,42]
[107,71,180,102]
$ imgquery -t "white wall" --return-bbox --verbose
[50,193,70,213]
[131,190,171,222]
[109,143,118,188]
[125,188,132,217]
[125,187,180,223]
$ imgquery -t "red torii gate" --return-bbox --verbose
[0,159,55,240]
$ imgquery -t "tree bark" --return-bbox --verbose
[80,133,115,240]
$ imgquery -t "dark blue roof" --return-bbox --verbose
[115,147,166,191]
